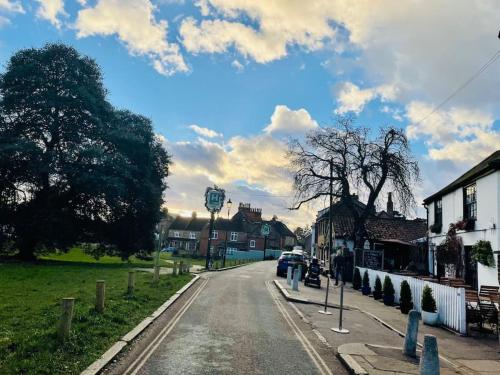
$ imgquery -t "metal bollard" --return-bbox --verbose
[331,284,349,333]
[287,266,293,285]
[404,310,421,357]
[292,269,300,291]
[419,335,440,375]
[298,265,303,281]
[58,297,75,341]
[96,280,105,313]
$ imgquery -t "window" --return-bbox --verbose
[230,232,238,241]
[174,231,180,238]
[250,240,256,248]
[434,199,442,226]
[464,184,477,221]
[211,230,218,239]
[189,232,196,239]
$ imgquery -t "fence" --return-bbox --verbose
[225,249,282,261]
[357,267,466,334]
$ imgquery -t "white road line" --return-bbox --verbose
[266,281,333,375]
[124,278,209,375]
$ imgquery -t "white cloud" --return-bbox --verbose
[406,101,500,164]
[231,59,244,72]
[263,105,318,136]
[335,81,397,115]
[36,0,66,28]
[0,0,23,13]
[189,124,222,138]
[75,0,188,76]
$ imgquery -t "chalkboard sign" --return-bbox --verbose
[363,247,384,270]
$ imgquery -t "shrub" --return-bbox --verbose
[399,280,413,314]
[471,240,495,267]
[362,270,370,288]
[383,276,395,296]
[373,276,382,299]
[352,268,361,290]
[422,285,437,313]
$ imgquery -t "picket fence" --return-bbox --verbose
[357,267,466,334]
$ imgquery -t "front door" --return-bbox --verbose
[464,246,477,289]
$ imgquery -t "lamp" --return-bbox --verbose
[227,198,233,219]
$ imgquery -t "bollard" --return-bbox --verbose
[127,271,135,296]
[292,269,300,291]
[173,261,177,276]
[419,334,440,375]
[332,284,349,332]
[58,297,75,341]
[187,263,191,273]
[298,265,303,281]
[95,280,105,313]
[179,261,184,275]
[404,310,421,357]
[287,266,293,285]
[153,266,160,285]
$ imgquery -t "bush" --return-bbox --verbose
[362,270,370,288]
[383,276,395,296]
[422,285,437,313]
[373,276,382,299]
[352,268,362,290]
[471,240,495,267]
[399,280,413,314]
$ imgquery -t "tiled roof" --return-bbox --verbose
[169,216,209,231]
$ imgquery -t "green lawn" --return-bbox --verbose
[0,256,192,374]
[159,252,207,267]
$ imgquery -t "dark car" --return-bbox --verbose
[276,252,306,278]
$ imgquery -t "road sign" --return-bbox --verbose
[261,223,271,236]
[363,240,370,250]
[204,186,225,213]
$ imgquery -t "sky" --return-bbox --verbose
[1,0,500,229]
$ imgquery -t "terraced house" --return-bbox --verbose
[166,213,209,254]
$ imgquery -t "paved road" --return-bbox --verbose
[116,261,347,375]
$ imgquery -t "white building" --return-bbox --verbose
[424,150,500,289]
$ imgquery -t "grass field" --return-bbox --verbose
[159,252,207,267]
[0,252,193,374]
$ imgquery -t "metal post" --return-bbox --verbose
[263,235,267,261]
[319,160,334,316]
[287,266,293,285]
[332,284,349,333]
[292,269,300,291]
[206,211,215,269]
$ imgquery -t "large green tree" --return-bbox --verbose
[0,44,170,260]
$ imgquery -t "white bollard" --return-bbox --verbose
[292,269,300,291]
[287,266,293,285]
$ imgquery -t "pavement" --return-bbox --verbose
[105,260,347,375]
[275,274,500,374]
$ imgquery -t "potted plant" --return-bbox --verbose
[429,223,442,234]
[383,276,395,306]
[399,280,413,314]
[373,276,382,300]
[421,285,439,325]
[361,270,371,295]
[352,268,362,290]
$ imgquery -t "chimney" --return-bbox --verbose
[387,192,394,217]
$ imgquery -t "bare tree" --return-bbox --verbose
[288,118,420,260]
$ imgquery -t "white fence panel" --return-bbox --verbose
[357,267,466,334]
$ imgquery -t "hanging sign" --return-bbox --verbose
[204,186,225,213]
[261,223,271,236]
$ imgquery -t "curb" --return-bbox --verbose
[337,353,368,375]
[80,274,201,375]
[211,262,254,272]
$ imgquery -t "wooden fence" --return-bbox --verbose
[357,267,466,334]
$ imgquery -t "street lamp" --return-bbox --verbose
[223,198,232,268]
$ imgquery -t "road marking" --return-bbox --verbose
[266,281,333,375]
[124,278,209,375]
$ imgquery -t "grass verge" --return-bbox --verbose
[0,260,192,374]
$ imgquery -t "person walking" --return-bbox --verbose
[334,248,345,286]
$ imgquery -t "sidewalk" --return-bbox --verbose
[275,276,500,374]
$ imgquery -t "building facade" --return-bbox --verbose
[166,213,209,254]
[424,150,500,289]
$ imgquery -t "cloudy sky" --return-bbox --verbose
[2,0,500,228]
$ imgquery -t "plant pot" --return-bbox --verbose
[422,310,439,326]
[362,286,371,295]
[373,291,382,300]
[400,302,413,314]
[383,294,394,306]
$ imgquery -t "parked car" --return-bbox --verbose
[276,251,306,278]
[161,246,176,253]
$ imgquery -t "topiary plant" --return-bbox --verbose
[373,276,382,300]
[399,280,413,314]
[352,268,361,290]
[361,270,371,295]
[383,276,395,306]
[422,285,437,313]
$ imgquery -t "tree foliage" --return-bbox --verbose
[287,118,419,248]
[0,44,170,259]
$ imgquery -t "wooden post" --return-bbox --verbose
[128,271,135,296]
[96,280,105,313]
[173,261,177,276]
[58,297,75,341]
[153,266,160,285]
[179,261,184,275]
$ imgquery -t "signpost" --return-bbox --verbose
[205,186,225,270]
[261,223,270,260]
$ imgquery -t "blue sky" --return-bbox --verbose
[1,1,500,228]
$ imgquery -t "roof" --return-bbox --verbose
[169,216,210,231]
[423,150,500,204]
[212,217,244,232]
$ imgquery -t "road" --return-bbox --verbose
[107,261,347,375]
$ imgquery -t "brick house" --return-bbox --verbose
[166,213,209,254]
